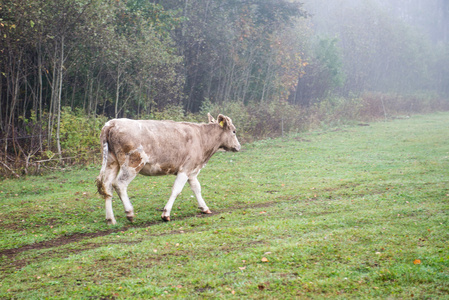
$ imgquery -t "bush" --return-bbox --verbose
[207,101,306,143]
[359,92,449,120]
[307,96,365,128]
[56,107,108,163]
[2,92,447,178]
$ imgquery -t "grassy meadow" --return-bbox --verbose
[0,112,448,299]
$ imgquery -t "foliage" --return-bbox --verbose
[1,0,448,175]
[56,107,107,160]
[0,113,448,298]
[175,0,308,109]
[294,36,345,106]
[2,92,448,178]
[306,0,444,96]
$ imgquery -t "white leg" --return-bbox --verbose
[162,172,188,221]
[188,176,211,214]
[99,162,119,225]
[105,196,116,225]
[113,167,138,222]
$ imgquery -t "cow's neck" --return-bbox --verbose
[199,123,223,164]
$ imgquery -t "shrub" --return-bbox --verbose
[2,92,447,178]
[56,107,107,163]
[359,92,449,120]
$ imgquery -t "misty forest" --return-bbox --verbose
[1,0,448,176]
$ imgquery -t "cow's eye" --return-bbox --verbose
[233,130,236,134]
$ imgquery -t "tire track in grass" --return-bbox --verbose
[0,200,279,263]
[0,180,389,264]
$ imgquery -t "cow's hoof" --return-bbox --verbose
[161,216,170,222]
[106,219,117,225]
[126,216,134,222]
[202,209,212,214]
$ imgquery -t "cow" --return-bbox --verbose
[95,113,241,225]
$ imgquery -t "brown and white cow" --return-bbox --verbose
[96,113,240,225]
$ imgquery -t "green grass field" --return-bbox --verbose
[0,112,448,299]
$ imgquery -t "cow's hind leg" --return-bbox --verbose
[188,176,212,214]
[113,166,139,222]
[97,161,119,225]
[162,172,188,221]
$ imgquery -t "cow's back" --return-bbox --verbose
[105,119,203,176]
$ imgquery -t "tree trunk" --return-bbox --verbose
[47,43,58,148]
[71,73,77,111]
[38,40,44,151]
[5,49,22,159]
[115,64,122,118]
[56,35,64,162]
[0,65,3,132]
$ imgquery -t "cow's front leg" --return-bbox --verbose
[188,176,212,214]
[162,172,188,221]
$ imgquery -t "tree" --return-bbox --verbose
[163,0,307,111]
[294,37,345,106]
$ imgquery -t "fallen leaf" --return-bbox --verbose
[239,266,246,270]
[260,211,266,214]
[258,284,265,290]
[413,259,421,265]
[261,257,269,262]
[231,290,235,294]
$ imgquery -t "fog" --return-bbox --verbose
[305,0,448,42]
[0,0,448,174]
[297,0,449,98]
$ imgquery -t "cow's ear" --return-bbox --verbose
[217,114,227,129]
[208,113,216,123]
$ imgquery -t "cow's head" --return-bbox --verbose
[208,113,241,152]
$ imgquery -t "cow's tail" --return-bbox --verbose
[96,123,113,197]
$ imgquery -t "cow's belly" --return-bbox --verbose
[139,163,178,176]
